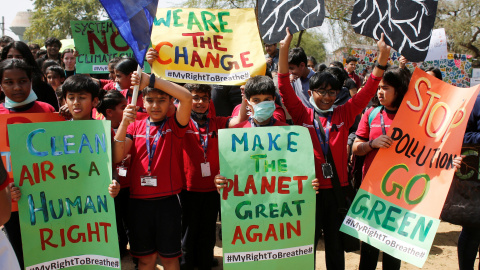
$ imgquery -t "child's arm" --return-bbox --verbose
[277,28,310,125]
[113,104,136,164]
[108,180,120,198]
[228,98,248,127]
[132,72,193,126]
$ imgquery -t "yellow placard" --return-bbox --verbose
[151,8,266,85]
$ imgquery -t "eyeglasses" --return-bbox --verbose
[192,96,209,103]
[313,89,338,97]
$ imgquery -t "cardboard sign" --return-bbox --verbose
[258,0,325,44]
[151,8,266,85]
[351,0,438,62]
[340,68,480,267]
[71,20,151,74]
[0,113,64,212]
[219,126,316,269]
[9,120,120,269]
[424,28,448,61]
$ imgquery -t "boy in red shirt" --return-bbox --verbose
[180,83,247,270]
[113,72,192,270]
[277,28,390,270]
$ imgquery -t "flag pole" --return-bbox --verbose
[131,65,143,105]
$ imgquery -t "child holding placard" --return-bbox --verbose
[0,58,56,269]
[113,71,192,270]
[277,27,391,269]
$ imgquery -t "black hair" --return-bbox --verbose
[42,60,60,75]
[307,56,317,67]
[244,76,276,100]
[142,86,171,98]
[324,66,347,86]
[330,61,345,70]
[28,43,40,50]
[109,57,122,65]
[0,59,33,81]
[96,90,127,115]
[382,66,411,109]
[317,63,327,72]
[1,41,37,68]
[56,85,63,102]
[46,65,66,79]
[424,66,442,80]
[36,49,47,58]
[0,36,14,45]
[62,75,100,100]
[44,37,62,48]
[288,47,307,66]
[114,57,137,75]
[309,71,343,92]
[184,84,211,97]
[346,56,358,64]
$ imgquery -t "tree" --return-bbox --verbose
[24,0,104,44]
[435,0,480,61]
[290,30,327,63]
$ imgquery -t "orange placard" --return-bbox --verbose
[362,68,480,217]
[0,113,64,211]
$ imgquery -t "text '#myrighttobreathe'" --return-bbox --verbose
[224,245,314,264]
[165,70,250,82]
[27,255,119,270]
[343,216,428,258]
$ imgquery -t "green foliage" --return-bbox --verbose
[435,0,480,60]
[290,30,327,63]
[24,0,104,44]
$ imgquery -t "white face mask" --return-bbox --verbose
[309,95,333,114]
[4,89,38,109]
[247,100,276,122]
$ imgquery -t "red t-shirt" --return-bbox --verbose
[355,107,396,178]
[348,72,362,89]
[120,89,148,119]
[233,118,288,128]
[278,73,380,189]
[0,101,55,114]
[103,81,116,91]
[126,116,187,198]
[231,103,286,123]
[182,117,230,192]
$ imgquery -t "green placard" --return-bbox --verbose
[8,120,120,269]
[70,20,151,74]
[219,126,316,270]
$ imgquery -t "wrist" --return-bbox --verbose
[369,140,375,149]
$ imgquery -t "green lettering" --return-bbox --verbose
[235,201,252,220]
[218,11,233,33]
[187,12,204,31]
[381,206,401,232]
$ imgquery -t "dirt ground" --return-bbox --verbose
[121,221,476,269]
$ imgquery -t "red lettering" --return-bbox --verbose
[213,35,227,51]
[261,176,276,194]
[278,176,291,194]
[33,162,40,184]
[199,36,213,49]
[231,226,246,245]
[205,52,220,68]
[67,225,83,243]
[190,51,204,68]
[222,178,234,200]
[246,225,261,242]
[60,228,65,247]
[87,31,108,54]
[87,222,100,242]
[264,224,278,241]
[182,32,204,47]
[40,228,57,250]
[233,175,245,197]
[244,175,257,194]
[99,222,111,243]
[293,176,308,194]
[287,220,301,239]
[240,51,253,68]
[41,161,55,181]
[19,165,34,186]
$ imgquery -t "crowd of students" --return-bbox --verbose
[0,26,473,270]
